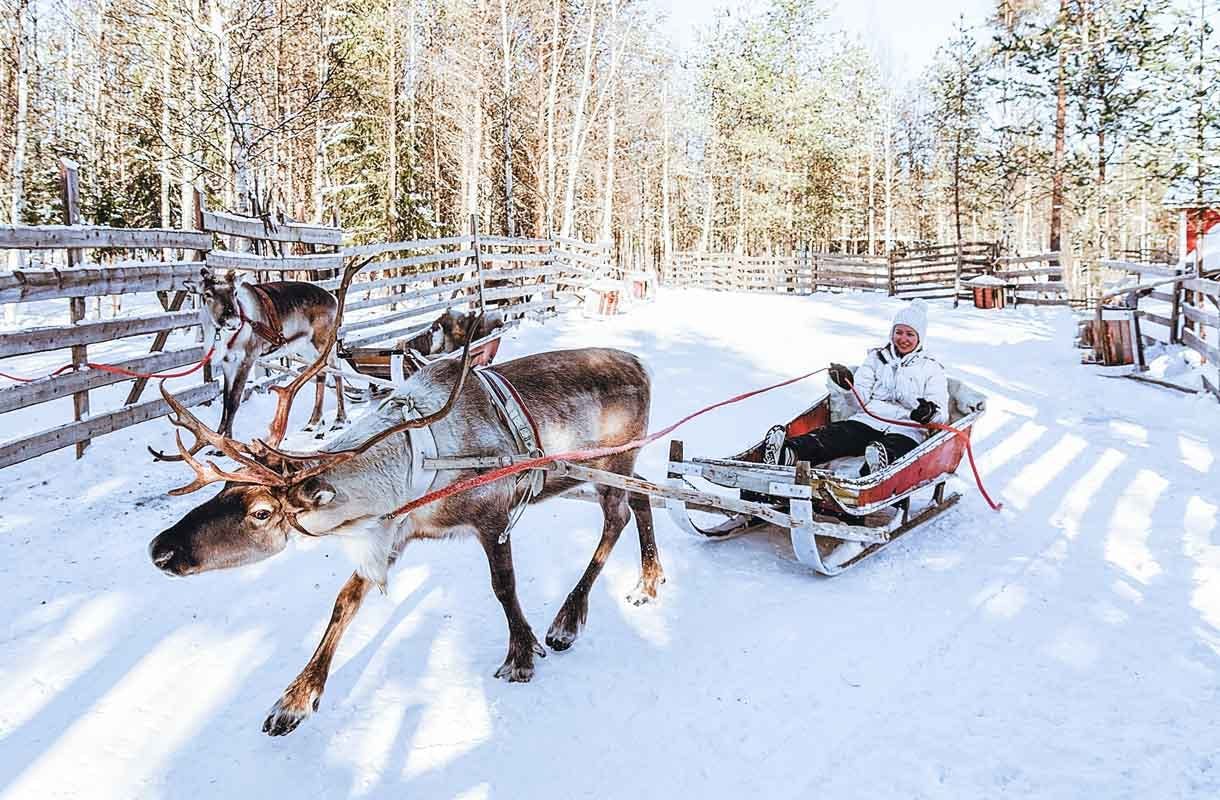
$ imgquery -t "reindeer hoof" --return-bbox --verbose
[262,688,320,737]
[546,600,587,651]
[494,641,545,682]
[626,573,666,607]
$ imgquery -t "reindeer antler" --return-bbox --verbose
[156,382,292,494]
[254,310,481,485]
[264,258,370,447]
[155,255,475,495]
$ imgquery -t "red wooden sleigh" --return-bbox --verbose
[665,378,987,575]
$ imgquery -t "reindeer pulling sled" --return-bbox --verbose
[661,378,988,575]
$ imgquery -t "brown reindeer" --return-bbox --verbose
[147,278,663,737]
[190,267,347,439]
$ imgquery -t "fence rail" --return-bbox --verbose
[665,243,996,299]
[2,164,618,471]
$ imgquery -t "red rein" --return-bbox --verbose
[389,366,1003,519]
[1,346,215,383]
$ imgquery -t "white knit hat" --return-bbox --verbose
[891,299,928,343]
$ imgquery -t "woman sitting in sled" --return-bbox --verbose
[762,299,948,476]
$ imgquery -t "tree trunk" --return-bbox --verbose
[1050,0,1068,253]
[599,0,618,243]
[388,0,399,237]
[700,176,714,252]
[661,87,673,265]
[560,1,597,238]
[544,0,561,236]
[500,0,515,237]
[883,103,893,254]
[867,129,875,255]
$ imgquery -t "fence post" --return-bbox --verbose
[58,158,91,459]
[471,214,486,315]
[887,250,897,296]
[953,239,964,308]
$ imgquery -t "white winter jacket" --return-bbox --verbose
[830,344,950,442]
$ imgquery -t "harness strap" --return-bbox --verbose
[237,285,288,349]
[474,367,546,542]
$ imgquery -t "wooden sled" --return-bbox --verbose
[665,378,987,576]
[337,330,505,400]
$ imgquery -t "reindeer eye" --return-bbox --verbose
[251,509,273,521]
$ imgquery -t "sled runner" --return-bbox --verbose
[664,378,987,575]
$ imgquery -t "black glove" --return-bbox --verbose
[910,398,939,425]
[828,363,854,390]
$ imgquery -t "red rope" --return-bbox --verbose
[1,346,215,384]
[847,383,1003,511]
[388,367,830,518]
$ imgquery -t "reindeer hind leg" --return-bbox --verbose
[329,351,348,430]
[625,480,666,606]
[305,371,326,435]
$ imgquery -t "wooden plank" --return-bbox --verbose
[344,278,480,313]
[0,346,206,414]
[342,235,474,257]
[0,262,200,303]
[1139,310,1174,329]
[483,282,556,302]
[0,309,199,357]
[126,289,190,405]
[1013,296,1071,307]
[1183,329,1220,364]
[201,209,342,245]
[1100,260,1179,276]
[996,252,1060,265]
[0,381,220,470]
[482,264,567,282]
[553,250,609,269]
[340,296,473,341]
[1182,303,1220,328]
[479,252,552,264]
[554,236,610,252]
[59,160,90,459]
[997,266,1062,278]
[1013,282,1067,294]
[320,260,472,292]
[1183,278,1220,296]
[0,224,212,252]
[479,236,552,247]
[1150,291,1176,304]
[205,251,345,272]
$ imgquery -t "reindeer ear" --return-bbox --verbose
[291,477,336,510]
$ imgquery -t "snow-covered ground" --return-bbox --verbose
[2,289,1219,799]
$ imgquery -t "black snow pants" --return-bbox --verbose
[786,420,918,466]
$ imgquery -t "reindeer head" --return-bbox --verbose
[149,269,478,576]
[195,267,246,331]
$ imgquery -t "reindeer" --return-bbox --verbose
[147,275,664,737]
[436,308,505,351]
[187,267,347,440]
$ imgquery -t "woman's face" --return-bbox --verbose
[892,324,920,356]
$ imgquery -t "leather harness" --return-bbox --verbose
[235,284,288,350]
[473,366,546,542]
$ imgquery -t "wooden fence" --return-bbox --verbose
[664,242,996,300]
[1,169,613,471]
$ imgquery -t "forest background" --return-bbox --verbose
[3,0,1219,269]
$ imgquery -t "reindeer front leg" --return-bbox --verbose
[263,571,371,736]
[478,517,546,682]
[217,356,254,439]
